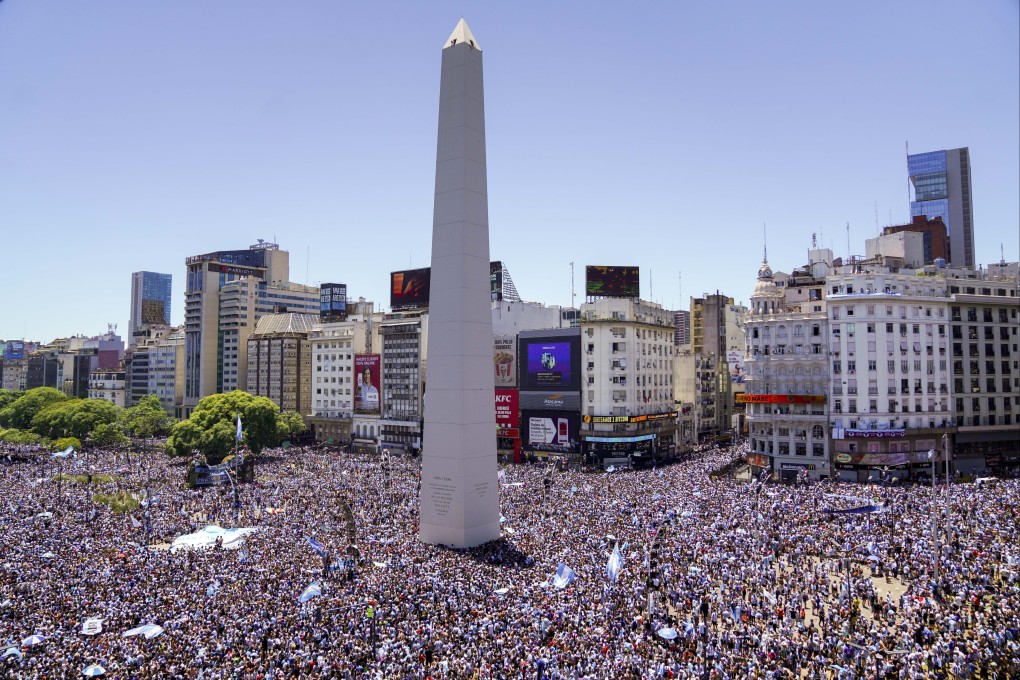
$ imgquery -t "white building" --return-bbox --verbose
[308,317,372,444]
[580,297,677,464]
[88,368,126,408]
[744,256,831,481]
[827,269,953,482]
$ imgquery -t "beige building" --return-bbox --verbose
[307,315,373,444]
[246,313,317,414]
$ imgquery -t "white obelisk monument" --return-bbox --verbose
[418,19,500,548]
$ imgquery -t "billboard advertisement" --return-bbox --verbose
[726,350,746,384]
[585,265,640,298]
[4,341,25,360]
[490,261,504,301]
[390,268,431,311]
[521,334,580,392]
[353,354,381,414]
[495,388,519,438]
[493,335,517,387]
[522,409,579,454]
[319,283,348,320]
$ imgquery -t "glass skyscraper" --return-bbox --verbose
[908,147,974,268]
[129,271,173,338]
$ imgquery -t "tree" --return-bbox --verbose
[276,411,307,439]
[123,395,174,438]
[0,387,68,430]
[52,436,83,453]
[0,389,20,412]
[30,398,121,441]
[90,422,130,448]
[166,391,281,459]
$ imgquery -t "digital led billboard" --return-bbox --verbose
[3,341,25,360]
[390,268,431,310]
[490,261,503,301]
[585,266,640,298]
[519,331,580,393]
[521,409,580,454]
[319,283,348,320]
[353,354,381,414]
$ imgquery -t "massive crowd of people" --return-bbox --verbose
[1,441,1018,679]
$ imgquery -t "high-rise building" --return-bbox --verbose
[129,272,173,342]
[579,298,677,466]
[908,147,974,268]
[691,293,734,440]
[673,310,690,346]
[183,241,319,415]
[246,313,317,414]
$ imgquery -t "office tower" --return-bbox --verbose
[183,241,318,415]
[419,19,501,548]
[246,313,317,414]
[908,147,974,268]
[129,271,173,341]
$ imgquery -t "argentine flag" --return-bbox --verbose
[236,413,242,442]
[306,536,328,557]
[607,542,624,583]
[299,581,322,603]
[552,563,576,589]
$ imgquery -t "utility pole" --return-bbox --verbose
[570,262,576,310]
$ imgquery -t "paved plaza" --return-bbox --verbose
[1,444,1018,678]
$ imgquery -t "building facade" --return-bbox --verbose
[129,271,173,343]
[691,293,734,441]
[947,274,1020,471]
[827,270,954,481]
[378,311,427,453]
[579,298,676,466]
[307,317,372,445]
[246,313,317,415]
[744,256,831,481]
[908,147,975,268]
[88,368,127,408]
[125,325,184,415]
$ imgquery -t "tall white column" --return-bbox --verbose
[418,19,500,548]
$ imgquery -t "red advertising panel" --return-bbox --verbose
[353,354,381,414]
[495,389,519,438]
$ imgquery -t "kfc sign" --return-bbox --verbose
[495,389,519,437]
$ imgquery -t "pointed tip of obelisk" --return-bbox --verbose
[444,18,481,51]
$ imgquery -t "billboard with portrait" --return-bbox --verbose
[726,350,746,384]
[353,354,381,414]
[390,268,431,311]
[585,266,640,298]
[520,334,580,392]
[3,340,25,360]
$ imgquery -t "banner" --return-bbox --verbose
[493,335,517,387]
[353,354,381,414]
[495,389,519,438]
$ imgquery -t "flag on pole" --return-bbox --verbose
[607,542,624,583]
[299,581,322,603]
[306,536,328,557]
[552,563,576,589]
[236,414,243,442]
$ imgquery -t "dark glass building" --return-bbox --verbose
[908,147,974,268]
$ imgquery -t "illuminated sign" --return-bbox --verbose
[736,394,826,404]
[585,265,640,298]
[583,411,678,424]
[208,263,264,278]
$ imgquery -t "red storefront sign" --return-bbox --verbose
[495,389,519,438]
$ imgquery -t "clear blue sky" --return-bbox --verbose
[2,1,1017,343]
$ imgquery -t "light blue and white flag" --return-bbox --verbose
[306,536,328,557]
[299,581,322,603]
[130,515,142,529]
[206,581,219,597]
[236,413,242,442]
[238,545,249,564]
[607,542,624,583]
[552,563,576,589]
[52,446,74,459]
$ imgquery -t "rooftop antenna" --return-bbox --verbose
[846,222,852,266]
[874,201,879,234]
[1002,243,1007,266]
[570,261,575,308]
[306,246,310,284]
[678,270,682,312]
[763,222,768,263]
[649,269,653,302]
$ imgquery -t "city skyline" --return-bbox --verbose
[1,1,1018,343]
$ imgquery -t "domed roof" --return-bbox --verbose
[757,260,773,280]
[752,259,782,298]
